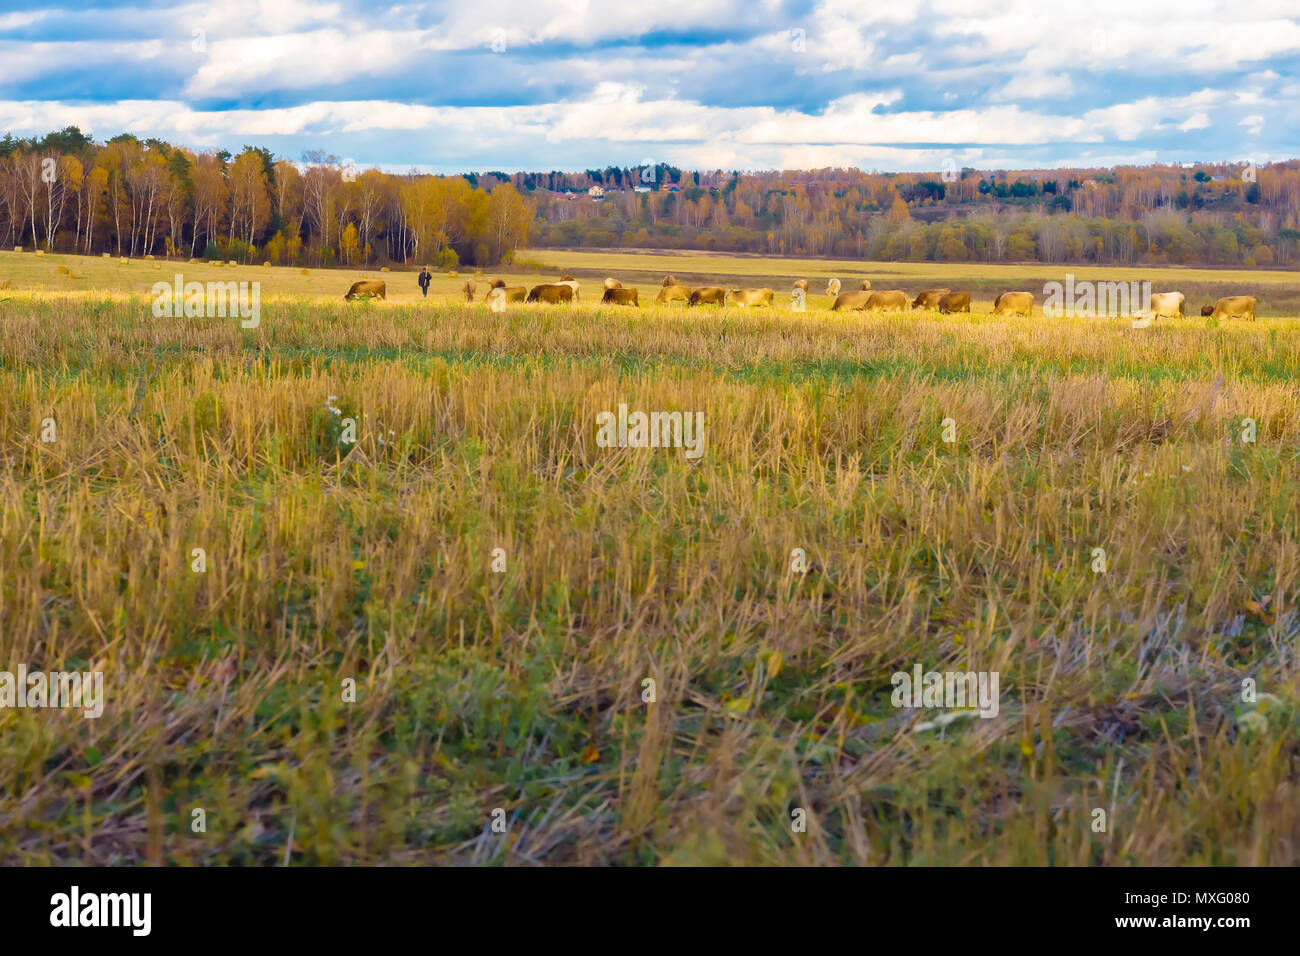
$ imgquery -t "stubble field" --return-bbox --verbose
[0,248,1297,864]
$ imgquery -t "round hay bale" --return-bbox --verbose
[380,266,391,273]
[144,254,154,260]
[102,252,111,258]
[34,249,45,257]
[300,268,310,275]
[448,270,458,277]
[190,258,200,263]
[68,271,81,279]
[57,265,68,274]
[212,261,222,267]
[226,259,236,266]
[118,257,128,264]
[12,246,21,253]
[263,261,271,267]
[152,262,162,270]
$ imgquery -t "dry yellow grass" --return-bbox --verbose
[0,285,1296,865]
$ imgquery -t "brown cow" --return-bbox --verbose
[601,287,639,306]
[727,288,775,307]
[858,280,872,291]
[662,275,677,287]
[555,279,580,301]
[344,280,386,300]
[866,290,909,311]
[1200,304,1215,316]
[462,279,475,303]
[603,277,623,290]
[655,284,693,304]
[560,274,575,281]
[830,290,873,311]
[938,291,971,314]
[992,291,1034,316]
[688,287,726,305]
[1208,295,1257,320]
[527,283,574,304]
[912,288,950,309]
[489,278,506,289]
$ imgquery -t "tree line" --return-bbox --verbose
[523,163,1300,267]
[0,128,534,267]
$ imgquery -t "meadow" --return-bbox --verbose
[0,247,1298,865]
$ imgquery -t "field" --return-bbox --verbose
[1,247,1298,865]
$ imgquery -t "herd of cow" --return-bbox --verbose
[344,275,1260,320]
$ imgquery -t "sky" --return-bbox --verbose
[0,0,1297,175]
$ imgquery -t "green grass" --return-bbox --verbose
[0,287,1297,865]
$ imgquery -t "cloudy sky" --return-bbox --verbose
[0,0,1297,173]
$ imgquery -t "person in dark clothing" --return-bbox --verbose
[418,266,432,297]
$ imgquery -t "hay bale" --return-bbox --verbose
[144,254,154,260]
[227,260,236,266]
[118,257,128,264]
[102,252,111,258]
[34,249,45,257]
[12,246,21,253]
[57,265,68,274]
[68,270,81,279]
[380,266,391,272]
[263,261,271,267]
[152,262,162,270]
[300,268,310,275]
[448,270,458,277]
[190,258,200,263]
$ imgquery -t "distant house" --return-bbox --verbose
[659,182,680,193]
[633,185,652,193]
[587,185,605,198]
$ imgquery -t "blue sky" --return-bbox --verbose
[0,0,1297,173]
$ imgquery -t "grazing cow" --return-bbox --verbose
[662,275,677,287]
[556,279,580,301]
[830,278,871,295]
[1148,291,1185,319]
[727,288,775,307]
[344,279,386,300]
[601,287,639,306]
[938,291,971,314]
[655,284,693,305]
[912,288,950,309]
[1201,304,1215,316]
[866,290,909,311]
[462,279,475,303]
[830,290,873,311]
[1208,295,1257,320]
[486,285,527,307]
[489,278,506,289]
[527,283,575,304]
[603,277,623,290]
[992,291,1034,316]
[688,287,727,306]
